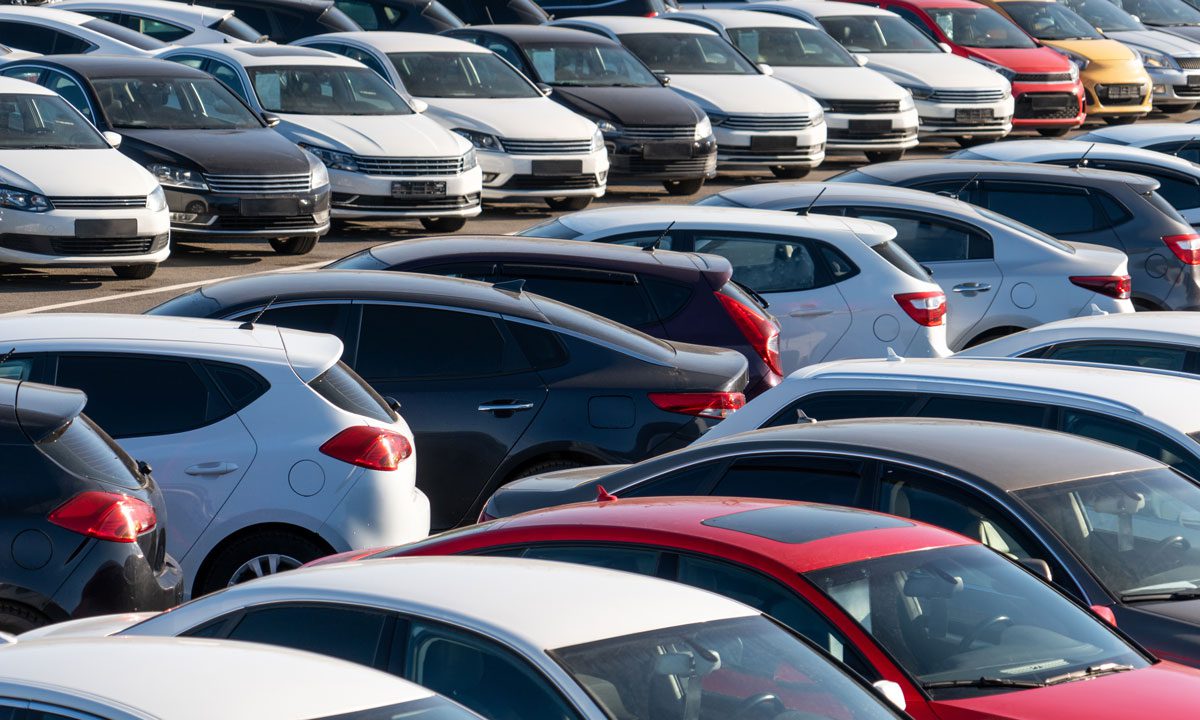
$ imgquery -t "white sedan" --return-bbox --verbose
[0,6,167,56]
[1078,122,1200,161]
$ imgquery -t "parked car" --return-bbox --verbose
[326,236,783,396]
[518,205,952,371]
[0,6,166,56]
[0,378,181,634]
[29,557,915,720]
[551,15,827,178]
[327,0,464,31]
[0,314,428,596]
[51,0,268,44]
[737,0,1015,146]
[670,9,920,162]
[444,24,717,195]
[437,0,548,23]
[539,0,676,18]
[148,270,748,531]
[0,77,169,279]
[1108,0,1200,44]
[186,0,361,43]
[830,159,1200,311]
[159,44,481,233]
[293,33,609,210]
[0,56,331,256]
[697,182,1134,349]
[1078,122,1200,162]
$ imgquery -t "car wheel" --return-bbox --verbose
[419,216,467,233]
[1036,128,1071,137]
[1157,104,1196,114]
[1103,116,1139,125]
[865,150,905,163]
[199,530,326,595]
[512,458,591,480]
[769,166,810,180]
[662,178,706,196]
[111,264,156,280]
[545,196,593,211]
[0,601,50,634]
[955,137,994,148]
[269,236,319,256]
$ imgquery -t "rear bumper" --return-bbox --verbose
[319,466,431,552]
[52,543,184,619]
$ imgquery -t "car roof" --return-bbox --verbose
[305,31,484,53]
[174,43,354,67]
[763,2,894,17]
[0,6,98,25]
[969,310,1200,347]
[714,181,987,216]
[673,9,818,29]
[958,139,1200,174]
[559,16,717,35]
[884,0,986,8]
[1078,123,1200,144]
[0,637,434,720]
[11,54,213,79]
[848,159,1159,190]
[0,76,57,96]
[461,24,623,45]
[56,0,233,23]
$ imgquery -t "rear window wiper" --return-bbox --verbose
[922,677,1045,690]
[1044,663,1134,686]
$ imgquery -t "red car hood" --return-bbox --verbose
[967,46,1072,74]
[933,662,1200,720]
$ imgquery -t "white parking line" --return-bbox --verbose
[5,260,328,315]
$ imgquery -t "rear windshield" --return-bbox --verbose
[423,1,465,27]
[38,414,142,489]
[147,289,221,317]
[81,18,167,50]
[871,240,931,281]
[308,361,398,423]
[1143,189,1189,223]
[517,218,583,240]
[529,295,676,364]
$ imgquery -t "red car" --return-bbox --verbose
[314,497,1200,720]
[842,0,1085,134]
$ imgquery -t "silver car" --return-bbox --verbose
[1077,122,1200,161]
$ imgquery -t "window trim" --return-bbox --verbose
[1033,339,1200,375]
[978,178,1117,235]
[41,68,99,126]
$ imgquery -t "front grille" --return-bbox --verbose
[1174,84,1200,97]
[332,192,480,211]
[928,88,1007,103]
[203,173,311,194]
[49,233,168,256]
[922,117,1011,128]
[826,99,901,114]
[49,196,146,209]
[614,156,714,175]
[352,155,466,176]
[720,114,814,130]
[1012,72,1074,83]
[501,174,598,190]
[211,215,321,231]
[827,128,917,141]
[1014,92,1079,119]
[1178,57,1200,69]
[502,139,593,155]
[622,125,695,140]
[719,144,824,162]
[1095,84,1145,105]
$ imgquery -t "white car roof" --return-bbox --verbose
[0,5,100,25]
[0,637,434,720]
[0,76,57,96]
[961,138,1200,173]
[174,43,359,68]
[675,8,820,30]
[961,311,1200,352]
[1077,123,1200,145]
[561,15,718,35]
[758,1,894,18]
[54,0,232,25]
[303,31,486,54]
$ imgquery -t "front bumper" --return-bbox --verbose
[167,185,331,239]
[1148,67,1200,106]
[713,124,827,169]
[1082,61,1153,116]
[481,148,609,200]
[605,135,717,180]
[0,206,170,267]
[329,165,483,219]
[1011,81,1086,128]
[824,107,920,153]
[916,96,1014,138]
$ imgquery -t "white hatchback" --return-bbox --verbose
[51,0,267,45]
[0,77,169,279]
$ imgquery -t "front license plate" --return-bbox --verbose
[74,218,137,238]
[750,135,796,151]
[643,142,693,160]
[240,198,300,216]
[955,108,993,124]
[391,181,447,198]
[848,119,892,132]
[1188,76,1200,87]
[1030,95,1065,111]
[532,160,583,176]
[1108,85,1140,98]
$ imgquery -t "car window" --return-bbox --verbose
[327,44,390,81]
[0,67,42,84]
[235,303,348,339]
[221,604,388,666]
[1062,409,1200,479]
[44,71,94,122]
[0,358,31,381]
[210,60,249,101]
[983,182,1106,235]
[0,22,91,54]
[766,392,921,425]
[842,208,993,263]
[519,544,661,575]
[910,178,982,205]
[1041,342,1190,373]
[619,32,759,75]
[1144,172,1200,211]
[917,395,1050,428]
[496,267,658,329]
[1147,141,1200,164]
[690,232,825,294]
[709,455,865,506]
[890,5,937,38]
[818,243,860,281]
[223,5,272,36]
[334,0,383,28]
[356,304,525,381]
[123,12,192,42]
[203,362,269,411]
[484,38,524,68]
[308,361,398,424]
[37,414,142,489]
[167,54,205,70]
[504,321,570,370]
[728,25,858,67]
[622,462,720,498]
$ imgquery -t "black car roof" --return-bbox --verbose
[0,379,87,444]
[850,159,1159,191]
[459,24,622,45]
[12,55,212,80]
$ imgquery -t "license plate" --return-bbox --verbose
[955,108,993,124]
[750,135,796,152]
[1108,85,1140,98]
[848,119,892,132]
[74,219,137,238]
[1030,95,1066,110]
[532,160,583,176]
[240,198,300,216]
[391,181,446,198]
[643,142,693,160]
[1188,76,1200,87]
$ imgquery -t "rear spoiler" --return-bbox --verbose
[0,380,87,443]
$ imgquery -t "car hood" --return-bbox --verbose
[1106,28,1200,57]
[0,148,156,196]
[1125,596,1200,624]
[668,74,820,114]
[1044,38,1138,62]
[117,128,312,175]
[1150,24,1200,43]
[865,52,1009,89]
[280,113,468,157]
[425,96,598,140]
[772,66,908,101]
[968,46,1074,74]
[552,85,704,127]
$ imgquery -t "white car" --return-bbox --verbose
[159,44,482,232]
[518,205,952,372]
[23,557,912,720]
[293,32,609,211]
[0,637,485,720]
[698,182,1134,349]
[0,314,430,597]
[0,77,169,279]
[1078,122,1200,161]
[552,15,827,179]
[0,6,167,56]
[741,0,1015,145]
[51,0,268,45]
[671,9,920,163]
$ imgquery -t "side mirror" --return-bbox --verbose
[1018,558,1053,582]
[854,53,869,66]
[758,62,775,76]
[1090,604,1118,627]
[261,112,281,128]
[102,130,122,148]
[872,680,906,712]
[1131,14,1141,22]
[656,72,671,86]
[938,42,953,53]
[535,82,553,97]
[410,98,429,113]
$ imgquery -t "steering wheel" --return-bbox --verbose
[1149,535,1190,566]
[959,615,1014,651]
[733,693,785,720]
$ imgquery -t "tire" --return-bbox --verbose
[198,530,327,595]
[1157,104,1196,114]
[770,166,810,180]
[955,137,994,148]
[269,236,319,256]
[1104,116,1139,126]
[111,263,156,280]
[0,601,50,635]
[512,458,590,480]
[662,178,706,196]
[545,196,593,211]
[1037,128,1071,137]
[865,150,905,163]
[419,216,467,233]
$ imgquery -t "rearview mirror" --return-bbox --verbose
[1018,558,1053,582]
[410,99,429,113]
[102,131,122,148]
[261,112,280,128]
[872,681,906,712]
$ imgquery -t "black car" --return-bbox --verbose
[327,235,782,396]
[0,377,182,634]
[439,0,548,24]
[446,25,717,195]
[1,56,331,256]
[534,0,674,18]
[328,0,464,31]
[190,0,361,42]
[148,270,749,530]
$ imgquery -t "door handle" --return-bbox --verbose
[185,462,240,477]
[788,309,833,318]
[478,401,535,414]
[952,282,992,294]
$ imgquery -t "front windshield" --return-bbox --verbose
[1002,1,1109,38]
[818,15,942,53]
[1060,0,1146,28]
[552,616,904,720]
[926,7,1038,48]
[0,93,108,149]
[1017,468,1200,600]
[728,26,858,67]
[618,33,759,74]
[524,42,660,87]
[804,545,1146,693]
[93,77,262,130]
[1113,0,1200,24]
[389,52,539,99]
[248,65,413,116]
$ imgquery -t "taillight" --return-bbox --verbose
[1070,274,1132,299]
[645,10,659,16]
[1163,234,1200,264]
[48,491,156,543]
[715,291,782,376]
[649,391,746,419]
[894,291,947,327]
[320,426,412,471]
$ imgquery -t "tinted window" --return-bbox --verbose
[226,605,387,666]
[692,232,823,293]
[768,392,920,425]
[870,241,932,281]
[1042,342,1190,372]
[499,268,657,328]
[81,18,166,50]
[204,362,269,409]
[917,395,1048,428]
[819,243,859,281]
[1147,141,1200,164]
[241,303,344,336]
[505,321,569,370]
[0,23,90,54]
[308,361,397,423]
[623,462,718,498]
[845,209,993,262]
[45,72,92,122]
[710,456,864,505]
[123,13,192,42]
[1146,173,1200,211]
[37,414,141,489]
[643,277,694,320]
[357,305,522,380]
[984,184,1105,235]
[532,296,677,364]
[520,544,660,575]
[1062,409,1200,479]
[1143,189,1189,223]
[210,61,249,101]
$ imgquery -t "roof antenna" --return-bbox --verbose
[1171,133,1199,160]
[940,172,979,201]
[1089,303,1109,316]
[644,220,675,251]
[596,485,618,503]
[798,186,828,216]
[493,278,526,294]
[886,347,904,362]
[0,347,14,366]
[1073,143,1096,169]
[239,295,277,330]
[484,5,494,23]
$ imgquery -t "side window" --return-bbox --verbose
[505,321,569,370]
[498,267,658,329]
[223,6,273,36]
[916,395,1050,428]
[127,14,191,42]
[47,29,92,55]
[605,231,681,250]
[709,455,865,506]
[982,182,1105,235]
[203,362,269,410]
[816,242,859,281]
[1145,172,1200,211]
[341,46,390,80]
[356,304,525,380]
[642,277,693,321]
[1042,342,1190,373]
[0,67,43,84]
[891,5,938,37]
[209,61,249,101]
[55,355,232,438]
[334,0,383,28]
[623,462,720,498]
[44,72,93,122]
[766,392,921,426]
[232,303,349,341]
[167,54,205,69]
[222,605,388,666]
[519,544,661,575]
[1147,141,1200,164]
[404,621,581,720]
[691,232,827,293]
[1061,409,1200,479]
[0,22,61,54]
[842,209,993,262]
[0,358,32,381]
[911,179,981,204]
[485,39,524,68]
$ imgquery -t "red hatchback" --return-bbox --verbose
[843,0,1085,133]
[316,498,1200,720]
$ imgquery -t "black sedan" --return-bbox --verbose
[148,270,749,531]
[1,56,331,256]
[0,377,181,634]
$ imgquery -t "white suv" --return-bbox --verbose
[0,314,429,597]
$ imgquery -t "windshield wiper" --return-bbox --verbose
[1043,663,1134,686]
[922,677,1045,690]
[1121,588,1200,602]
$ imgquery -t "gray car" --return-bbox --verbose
[1077,122,1200,162]
[831,159,1200,311]
[697,182,1133,349]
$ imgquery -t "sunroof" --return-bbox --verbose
[702,505,912,544]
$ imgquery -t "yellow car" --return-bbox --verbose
[975,0,1152,121]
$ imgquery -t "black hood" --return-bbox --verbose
[553,86,704,127]
[116,128,312,175]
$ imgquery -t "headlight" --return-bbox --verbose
[0,185,51,212]
[146,185,167,212]
[898,93,916,111]
[298,143,358,172]
[900,84,934,100]
[1053,47,1090,72]
[1140,49,1178,70]
[812,108,825,126]
[594,119,619,134]
[462,147,477,171]
[145,163,208,190]
[591,128,605,152]
[694,115,712,140]
[309,156,329,189]
[971,58,1016,82]
[453,128,504,151]
[1068,63,1080,81]
[813,97,833,111]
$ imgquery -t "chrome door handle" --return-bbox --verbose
[185,462,239,477]
[952,282,992,293]
[477,401,535,413]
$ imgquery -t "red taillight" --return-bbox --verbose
[645,10,659,16]
[894,291,947,327]
[48,491,156,543]
[1070,274,1132,300]
[320,426,412,471]
[649,391,746,419]
[1163,234,1200,265]
[715,291,782,376]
